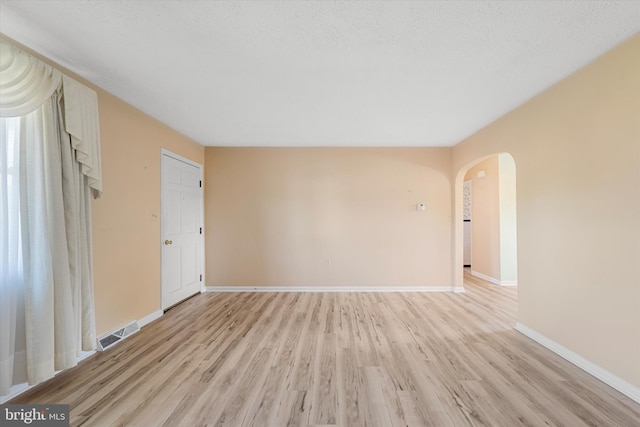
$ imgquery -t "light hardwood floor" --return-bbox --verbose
[12,272,640,426]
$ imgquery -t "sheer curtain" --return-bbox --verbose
[0,39,100,396]
[0,117,23,394]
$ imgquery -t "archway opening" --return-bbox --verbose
[453,153,517,289]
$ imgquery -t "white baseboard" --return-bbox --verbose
[206,285,460,293]
[515,322,640,404]
[471,270,500,285]
[499,280,518,286]
[138,309,163,328]
[77,350,96,363]
[471,270,517,286]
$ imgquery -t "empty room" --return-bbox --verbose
[0,1,638,426]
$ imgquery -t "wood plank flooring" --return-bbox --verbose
[11,272,640,426]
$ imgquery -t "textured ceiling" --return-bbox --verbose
[0,1,638,147]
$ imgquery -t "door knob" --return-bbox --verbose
[164,240,173,245]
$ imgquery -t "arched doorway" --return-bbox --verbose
[453,153,517,289]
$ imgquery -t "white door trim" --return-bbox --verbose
[160,149,205,309]
[161,148,202,170]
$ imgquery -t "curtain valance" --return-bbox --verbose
[0,39,103,198]
[63,76,103,197]
[0,39,62,117]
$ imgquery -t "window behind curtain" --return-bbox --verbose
[1,116,26,396]
[1,116,22,272]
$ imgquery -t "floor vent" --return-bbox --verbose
[97,321,140,351]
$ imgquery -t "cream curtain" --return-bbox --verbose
[0,41,62,117]
[0,117,23,394]
[0,39,101,195]
[0,38,99,396]
[62,76,102,198]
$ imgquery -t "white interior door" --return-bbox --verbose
[161,151,203,309]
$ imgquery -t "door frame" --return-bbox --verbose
[453,153,517,288]
[160,148,205,310]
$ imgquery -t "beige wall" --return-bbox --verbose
[453,34,640,388]
[94,93,204,335]
[2,35,206,336]
[464,156,501,281]
[205,147,452,287]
